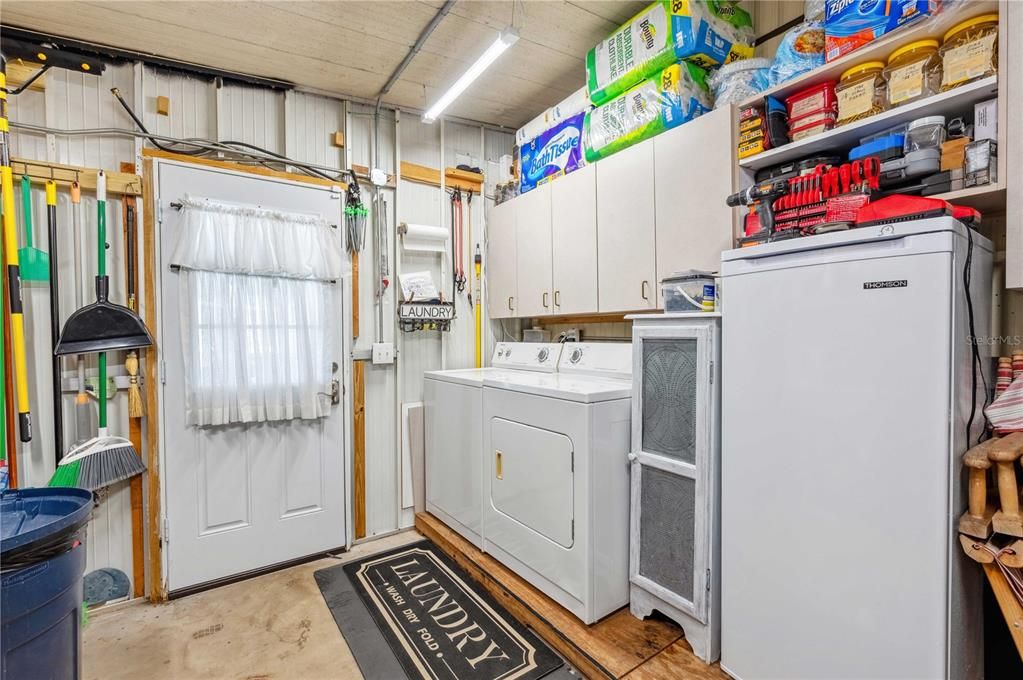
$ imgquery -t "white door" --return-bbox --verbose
[157,161,348,592]
[654,108,735,288]
[514,184,553,317]
[596,142,657,312]
[551,164,598,314]
[487,202,518,318]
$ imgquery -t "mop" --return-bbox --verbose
[50,172,147,491]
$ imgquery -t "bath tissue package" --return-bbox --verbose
[515,86,591,146]
[586,0,754,106]
[584,62,711,162]
[519,111,586,194]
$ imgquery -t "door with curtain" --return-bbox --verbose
[156,160,349,593]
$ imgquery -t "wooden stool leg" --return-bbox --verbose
[991,433,1023,537]
[960,439,996,539]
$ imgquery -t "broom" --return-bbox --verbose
[50,172,145,491]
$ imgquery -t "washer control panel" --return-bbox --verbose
[557,342,632,379]
[492,342,563,372]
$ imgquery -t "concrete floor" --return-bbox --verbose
[83,531,422,680]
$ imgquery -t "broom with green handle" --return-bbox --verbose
[50,172,146,491]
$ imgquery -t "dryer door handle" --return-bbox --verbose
[495,451,503,479]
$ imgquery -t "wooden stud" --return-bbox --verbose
[12,157,141,195]
[155,96,170,116]
[352,251,360,339]
[120,172,146,599]
[353,360,366,539]
[990,433,1023,537]
[142,149,347,191]
[400,161,481,193]
[960,438,997,539]
[332,131,345,148]
[350,164,396,189]
[141,158,166,602]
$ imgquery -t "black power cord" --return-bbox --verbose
[963,223,991,448]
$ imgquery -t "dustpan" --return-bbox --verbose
[54,172,153,356]
[19,175,49,282]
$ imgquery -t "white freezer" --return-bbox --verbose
[720,218,990,680]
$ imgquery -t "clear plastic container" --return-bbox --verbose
[661,271,716,312]
[835,61,888,126]
[940,14,999,91]
[884,39,942,107]
[905,115,947,153]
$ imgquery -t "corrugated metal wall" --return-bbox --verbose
[7,61,511,584]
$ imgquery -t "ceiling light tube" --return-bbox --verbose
[423,27,519,123]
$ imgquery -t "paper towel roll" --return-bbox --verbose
[515,109,553,146]
[550,86,590,124]
[401,223,448,253]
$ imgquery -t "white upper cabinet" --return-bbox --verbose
[655,107,736,293]
[596,141,658,313]
[514,183,555,317]
[487,201,518,319]
[551,164,598,315]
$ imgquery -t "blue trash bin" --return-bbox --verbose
[1,488,93,680]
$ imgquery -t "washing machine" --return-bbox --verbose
[482,342,633,623]
[424,342,563,548]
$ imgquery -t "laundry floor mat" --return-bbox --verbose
[315,540,567,680]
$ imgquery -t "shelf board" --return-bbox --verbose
[738,76,998,170]
[932,182,1005,214]
[738,0,999,109]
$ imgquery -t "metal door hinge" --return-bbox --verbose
[160,360,167,384]
[163,518,170,544]
[709,360,714,384]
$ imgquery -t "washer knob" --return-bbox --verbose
[570,348,583,364]
[537,347,549,363]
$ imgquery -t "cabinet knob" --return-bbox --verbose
[542,292,549,308]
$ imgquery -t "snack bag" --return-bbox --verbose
[586,0,754,106]
[584,62,711,162]
[769,21,825,85]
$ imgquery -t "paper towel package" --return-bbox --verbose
[519,112,586,194]
[586,0,754,106]
[584,62,711,162]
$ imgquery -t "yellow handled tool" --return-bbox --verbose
[0,65,33,442]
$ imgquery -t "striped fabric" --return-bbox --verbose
[987,357,1023,433]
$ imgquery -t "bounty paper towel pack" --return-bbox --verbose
[584,62,711,163]
[586,0,754,107]
[825,0,941,62]
[519,112,586,194]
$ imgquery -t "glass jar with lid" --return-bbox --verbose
[835,61,888,126]
[939,14,998,91]
[884,39,942,107]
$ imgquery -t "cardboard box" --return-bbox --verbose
[974,99,997,142]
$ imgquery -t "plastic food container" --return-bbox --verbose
[788,111,837,141]
[661,271,716,312]
[884,39,942,107]
[785,81,837,121]
[835,61,888,126]
[905,115,946,153]
[940,14,999,91]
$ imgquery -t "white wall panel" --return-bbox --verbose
[7,86,48,160]
[284,91,343,170]
[142,68,216,141]
[218,83,284,153]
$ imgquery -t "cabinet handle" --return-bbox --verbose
[542,292,549,308]
[554,290,561,307]
[508,296,514,311]
[496,451,503,479]
[641,280,650,300]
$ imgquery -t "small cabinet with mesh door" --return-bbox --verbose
[626,314,721,663]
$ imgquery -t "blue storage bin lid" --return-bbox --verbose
[849,134,905,161]
[0,488,92,556]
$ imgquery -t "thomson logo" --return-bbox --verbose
[526,128,580,180]
[863,280,908,289]
[639,18,656,50]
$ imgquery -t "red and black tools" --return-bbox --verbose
[726,179,790,237]
[855,195,952,227]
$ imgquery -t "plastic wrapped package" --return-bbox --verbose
[769,22,825,86]
[584,63,711,162]
[825,0,940,63]
[708,58,770,108]
[519,112,586,194]
[805,0,826,23]
[586,0,753,106]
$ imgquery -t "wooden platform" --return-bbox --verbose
[415,513,728,679]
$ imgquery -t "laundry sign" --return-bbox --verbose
[347,544,562,680]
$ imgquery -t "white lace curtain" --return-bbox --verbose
[171,196,344,427]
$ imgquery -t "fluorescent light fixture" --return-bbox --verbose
[423,27,519,123]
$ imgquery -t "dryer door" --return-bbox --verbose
[491,418,575,548]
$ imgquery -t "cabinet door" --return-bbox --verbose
[654,108,736,295]
[514,183,554,317]
[551,164,598,315]
[487,201,518,318]
[596,141,657,312]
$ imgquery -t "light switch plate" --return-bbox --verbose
[372,342,395,364]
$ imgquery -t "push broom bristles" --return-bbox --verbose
[49,434,146,492]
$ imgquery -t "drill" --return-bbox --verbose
[725,179,789,237]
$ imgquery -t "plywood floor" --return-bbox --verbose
[82,531,423,680]
[415,512,729,680]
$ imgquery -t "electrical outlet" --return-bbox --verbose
[562,328,581,343]
[372,342,395,365]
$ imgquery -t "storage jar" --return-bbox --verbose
[835,61,888,126]
[905,116,946,153]
[883,39,941,107]
[940,14,998,91]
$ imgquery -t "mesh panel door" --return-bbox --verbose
[638,466,696,602]
[641,339,698,463]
